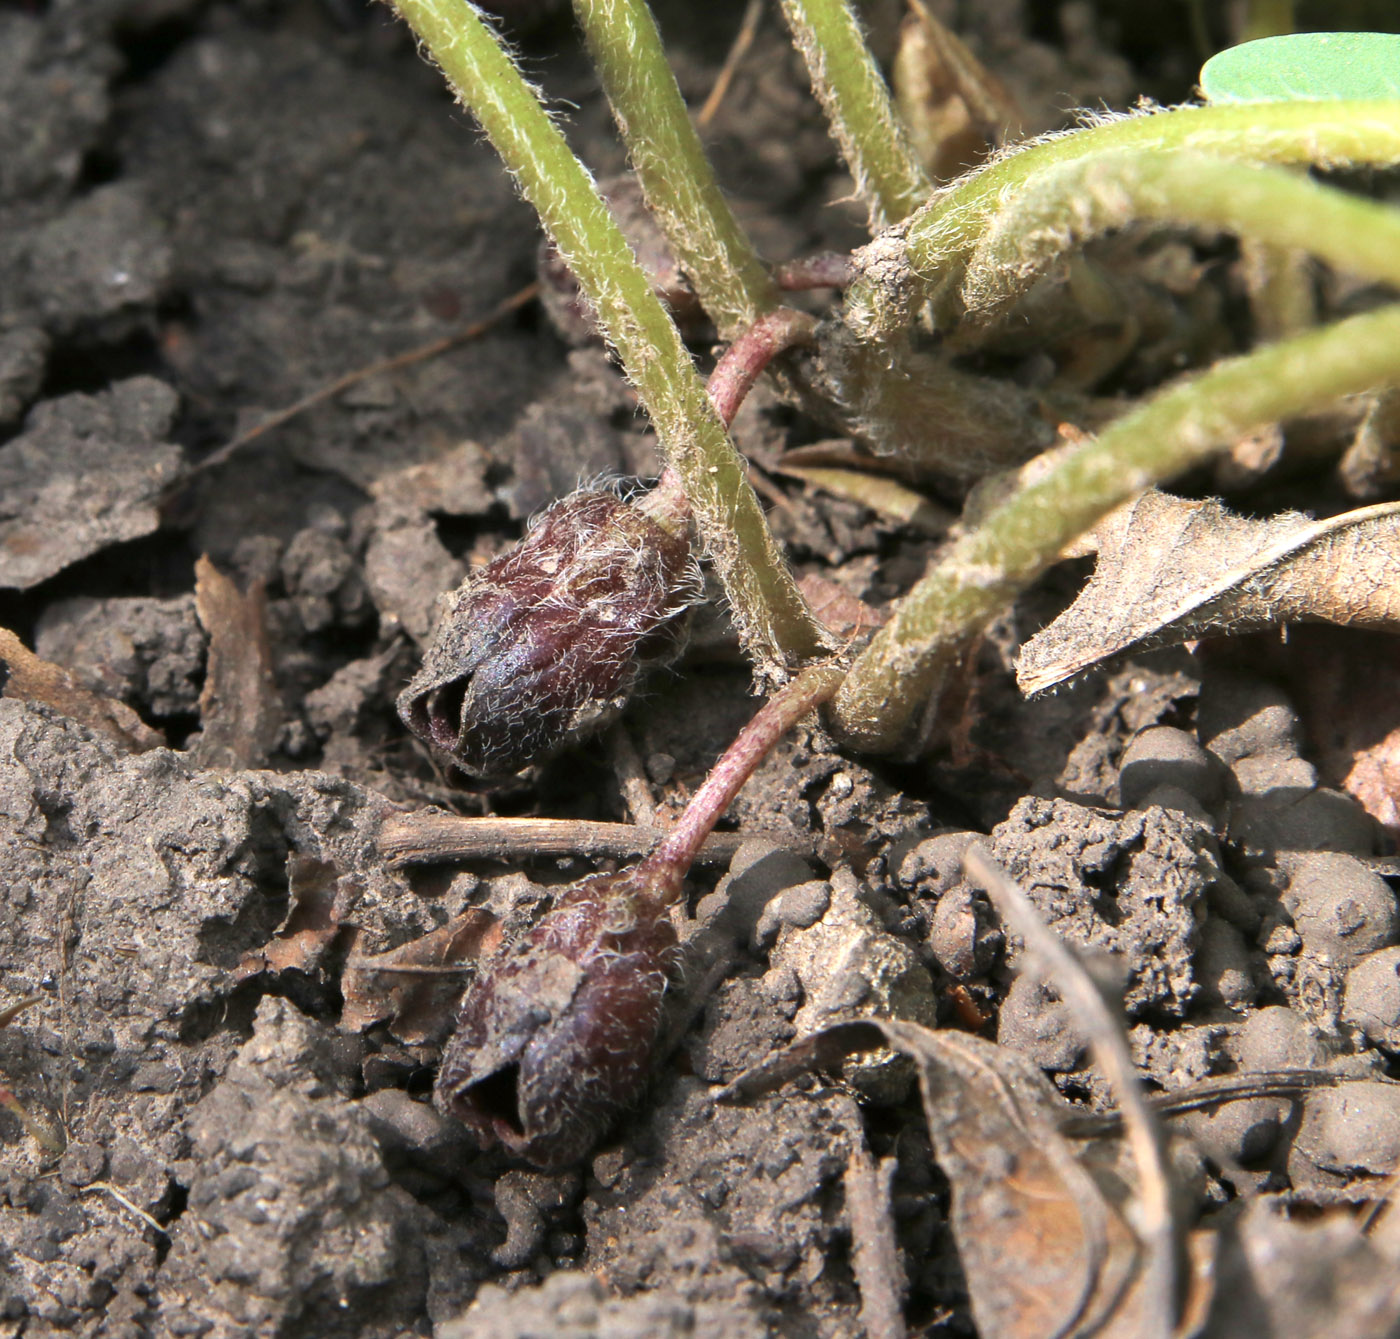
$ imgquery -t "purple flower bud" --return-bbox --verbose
[397,489,695,777]
[434,868,679,1168]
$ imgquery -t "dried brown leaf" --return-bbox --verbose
[796,573,888,638]
[341,910,500,1044]
[234,855,357,983]
[0,626,163,751]
[725,1019,1155,1339]
[190,554,281,769]
[1018,491,1400,695]
[892,0,1023,182]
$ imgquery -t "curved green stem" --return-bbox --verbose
[572,0,778,339]
[779,0,932,229]
[390,0,830,674]
[830,303,1400,753]
[846,100,1400,338]
[958,149,1400,329]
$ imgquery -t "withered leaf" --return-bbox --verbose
[1017,491,1400,695]
[892,0,1023,182]
[726,1019,1152,1339]
[190,554,281,769]
[341,910,500,1044]
[0,626,163,752]
[234,855,357,983]
[796,573,888,639]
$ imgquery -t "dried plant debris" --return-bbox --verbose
[189,554,281,771]
[0,377,184,590]
[234,854,358,985]
[1018,490,1400,695]
[892,0,1024,182]
[726,1019,1167,1339]
[341,908,499,1044]
[0,626,163,752]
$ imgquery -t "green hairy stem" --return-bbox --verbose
[779,0,932,229]
[846,100,1400,338]
[572,0,778,339]
[957,149,1400,331]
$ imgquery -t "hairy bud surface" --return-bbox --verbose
[434,868,679,1168]
[398,489,695,777]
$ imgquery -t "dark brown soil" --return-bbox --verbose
[3,3,1400,1337]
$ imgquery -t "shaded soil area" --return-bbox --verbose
[3,2,1400,1336]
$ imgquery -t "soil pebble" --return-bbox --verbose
[1283,852,1398,965]
[1119,725,1223,810]
[1342,946,1400,1049]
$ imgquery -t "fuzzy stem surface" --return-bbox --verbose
[831,302,1400,753]
[390,0,830,674]
[779,0,932,229]
[846,100,1400,338]
[572,0,778,338]
[707,308,818,427]
[958,150,1400,328]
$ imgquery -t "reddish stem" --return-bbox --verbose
[705,307,818,427]
[642,664,845,894]
[774,252,857,291]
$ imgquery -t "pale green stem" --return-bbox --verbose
[390,0,830,674]
[779,0,932,229]
[846,100,1400,338]
[572,0,778,339]
[830,303,1400,753]
[957,149,1400,329]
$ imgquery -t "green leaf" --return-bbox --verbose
[1201,32,1400,103]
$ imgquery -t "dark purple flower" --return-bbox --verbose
[397,489,695,777]
[434,867,680,1168]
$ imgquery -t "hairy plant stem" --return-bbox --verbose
[572,0,778,338]
[958,150,1400,330]
[830,302,1400,754]
[706,308,818,426]
[389,0,829,675]
[646,664,846,888]
[779,0,932,230]
[845,100,1400,338]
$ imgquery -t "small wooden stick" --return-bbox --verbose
[376,811,825,868]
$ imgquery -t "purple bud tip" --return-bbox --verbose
[398,490,696,777]
[434,868,679,1168]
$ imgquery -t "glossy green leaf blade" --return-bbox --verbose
[1201,32,1400,104]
